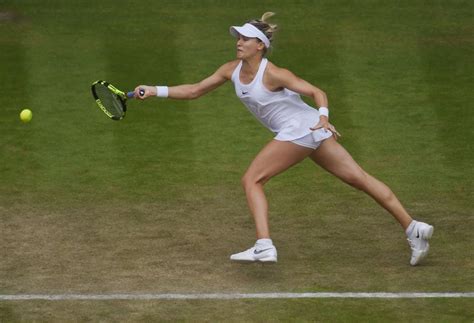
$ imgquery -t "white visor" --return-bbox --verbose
[230,23,270,48]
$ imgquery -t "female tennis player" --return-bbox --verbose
[133,12,433,266]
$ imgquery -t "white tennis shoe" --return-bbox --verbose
[407,221,434,266]
[230,245,277,263]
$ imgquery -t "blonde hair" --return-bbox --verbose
[248,12,278,52]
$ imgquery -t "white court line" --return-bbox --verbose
[1,292,473,300]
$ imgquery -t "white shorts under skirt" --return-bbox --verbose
[289,131,332,149]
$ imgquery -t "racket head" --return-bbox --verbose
[91,80,127,120]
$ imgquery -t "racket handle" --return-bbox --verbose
[126,89,145,99]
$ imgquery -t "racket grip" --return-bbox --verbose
[127,89,145,99]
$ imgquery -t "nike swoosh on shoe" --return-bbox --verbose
[253,248,273,255]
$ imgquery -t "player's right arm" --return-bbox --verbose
[135,61,238,100]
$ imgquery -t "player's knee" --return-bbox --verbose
[241,174,249,189]
[241,172,268,190]
[241,174,257,190]
[380,186,395,203]
[345,172,368,191]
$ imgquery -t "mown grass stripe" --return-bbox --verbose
[1,292,473,300]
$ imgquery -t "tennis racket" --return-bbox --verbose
[91,80,144,121]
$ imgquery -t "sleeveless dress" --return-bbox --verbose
[230,58,332,145]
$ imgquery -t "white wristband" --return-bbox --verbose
[156,86,169,98]
[319,107,329,117]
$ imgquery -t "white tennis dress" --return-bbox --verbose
[231,58,332,146]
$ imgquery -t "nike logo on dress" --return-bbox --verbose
[416,230,420,238]
[254,248,273,254]
[242,91,249,95]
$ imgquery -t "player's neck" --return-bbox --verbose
[241,56,264,75]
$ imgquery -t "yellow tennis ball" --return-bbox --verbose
[20,109,32,123]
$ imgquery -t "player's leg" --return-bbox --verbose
[242,139,313,238]
[309,137,433,265]
[231,139,313,262]
[310,137,412,228]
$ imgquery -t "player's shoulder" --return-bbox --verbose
[216,60,241,79]
[265,61,294,80]
[224,59,241,68]
[219,60,241,72]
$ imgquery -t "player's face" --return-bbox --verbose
[236,35,264,59]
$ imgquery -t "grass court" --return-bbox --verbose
[0,0,473,321]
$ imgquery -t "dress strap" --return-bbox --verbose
[231,60,243,83]
[255,58,268,81]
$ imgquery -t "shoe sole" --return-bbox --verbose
[230,257,277,263]
[258,256,277,263]
[411,244,430,266]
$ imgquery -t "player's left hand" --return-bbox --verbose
[328,123,341,139]
[310,117,341,140]
[310,116,330,132]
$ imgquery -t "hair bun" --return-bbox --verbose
[261,12,275,22]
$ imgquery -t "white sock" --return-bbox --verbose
[406,220,417,236]
[256,238,273,247]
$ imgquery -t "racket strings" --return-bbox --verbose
[94,84,125,119]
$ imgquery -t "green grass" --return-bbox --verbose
[1,299,473,322]
[1,0,473,321]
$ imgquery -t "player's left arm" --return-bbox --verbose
[266,64,337,135]
[267,66,328,108]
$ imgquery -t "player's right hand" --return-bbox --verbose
[134,85,156,99]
